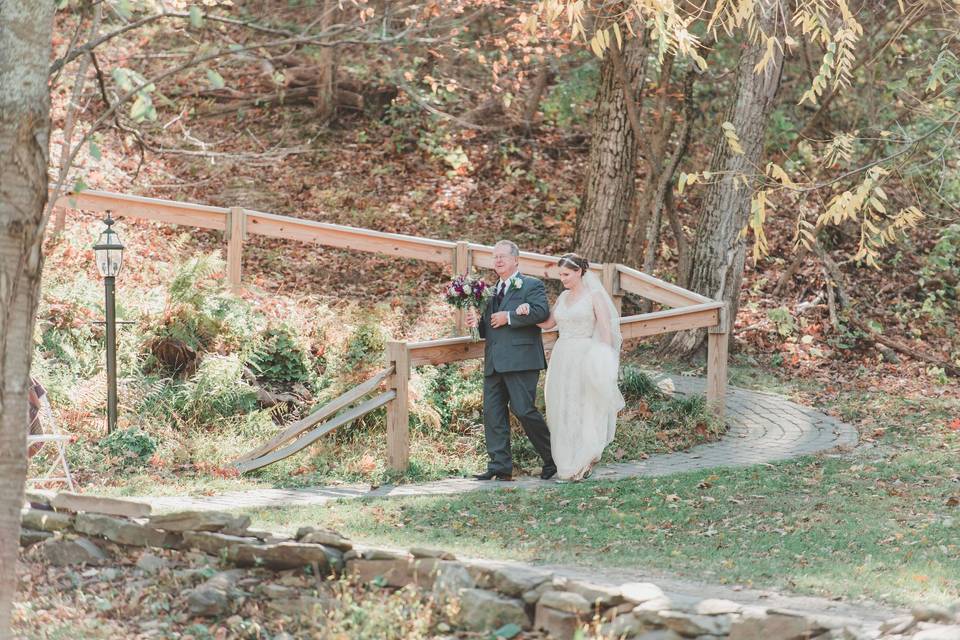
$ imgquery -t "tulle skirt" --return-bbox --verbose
[545,336,625,480]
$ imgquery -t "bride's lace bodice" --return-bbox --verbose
[554,292,595,339]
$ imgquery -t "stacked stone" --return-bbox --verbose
[21,491,346,573]
[19,491,960,640]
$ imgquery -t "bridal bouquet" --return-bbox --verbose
[444,273,491,341]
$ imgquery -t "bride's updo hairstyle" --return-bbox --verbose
[557,253,589,275]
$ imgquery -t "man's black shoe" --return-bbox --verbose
[540,466,557,480]
[474,470,513,481]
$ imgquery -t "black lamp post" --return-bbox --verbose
[93,214,124,434]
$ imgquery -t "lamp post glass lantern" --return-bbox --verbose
[94,215,123,277]
[93,214,124,434]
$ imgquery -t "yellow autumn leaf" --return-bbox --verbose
[707,0,726,33]
[590,32,604,57]
[767,162,795,188]
[721,121,744,155]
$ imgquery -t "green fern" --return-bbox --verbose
[169,253,225,308]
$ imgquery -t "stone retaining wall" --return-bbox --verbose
[20,491,960,640]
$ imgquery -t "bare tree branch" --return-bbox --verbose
[395,78,504,131]
[50,8,87,86]
[49,10,342,75]
[48,26,430,200]
[49,2,102,236]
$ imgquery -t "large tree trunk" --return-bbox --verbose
[574,38,646,263]
[662,0,785,359]
[0,2,55,635]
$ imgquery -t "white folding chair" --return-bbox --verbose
[26,394,75,492]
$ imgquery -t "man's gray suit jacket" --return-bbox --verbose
[478,274,550,375]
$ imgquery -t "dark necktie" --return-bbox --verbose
[495,282,505,309]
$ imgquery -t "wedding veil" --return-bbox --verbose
[582,271,625,413]
[583,271,623,353]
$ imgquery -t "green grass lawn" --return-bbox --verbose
[242,391,960,608]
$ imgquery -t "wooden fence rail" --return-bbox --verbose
[386,300,728,471]
[53,188,730,473]
[52,189,707,309]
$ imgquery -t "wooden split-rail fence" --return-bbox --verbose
[52,189,729,473]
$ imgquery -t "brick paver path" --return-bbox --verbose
[146,372,857,513]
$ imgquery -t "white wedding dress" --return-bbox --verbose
[545,273,625,480]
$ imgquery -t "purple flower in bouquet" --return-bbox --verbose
[444,274,492,310]
[444,273,492,340]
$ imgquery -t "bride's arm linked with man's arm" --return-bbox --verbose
[536,312,556,330]
[466,276,548,337]
[513,294,557,330]
[506,277,549,328]
[516,290,615,343]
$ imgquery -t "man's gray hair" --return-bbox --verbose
[494,240,520,258]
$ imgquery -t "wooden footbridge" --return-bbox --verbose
[52,189,728,473]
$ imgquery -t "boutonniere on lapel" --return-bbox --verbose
[508,275,523,291]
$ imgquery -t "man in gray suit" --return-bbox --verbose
[467,240,556,481]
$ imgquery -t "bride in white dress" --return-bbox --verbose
[516,254,624,481]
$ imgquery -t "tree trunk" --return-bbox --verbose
[521,64,553,132]
[574,38,646,263]
[314,0,337,122]
[637,74,696,315]
[0,2,55,635]
[628,53,675,268]
[633,65,695,276]
[661,0,786,359]
[665,188,689,278]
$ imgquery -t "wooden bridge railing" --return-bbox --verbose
[387,300,728,471]
[53,188,729,473]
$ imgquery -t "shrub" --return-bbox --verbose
[610,367,725,459]
[142,253,263,375]
[919,223,960,322]
[167,355,260,429]
[620,367,661,400]
[167,252,224,309]
[323,581,450,640]
[34,275,108,381]
[414,364,483,434]
[339,321,386,379]
[181,355,260,425]
[767,306,797,337]
[248,324,315,388]
[541,57,599,127]
[99,427,157,468]
[38,325,100,378]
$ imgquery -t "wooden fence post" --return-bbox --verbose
[386,341,410,471]
[706,304,729,419]
[602,263,624,314]
[453,241,471,334]
[226,207,246,294]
